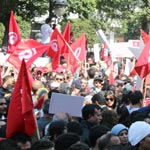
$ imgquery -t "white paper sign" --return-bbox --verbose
[49,93,85,117]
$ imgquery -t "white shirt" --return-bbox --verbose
[41,23,52,44]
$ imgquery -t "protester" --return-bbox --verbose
[128,121,150,150]
[40,18,54,44]
[80,104,102,145]
[111,124,129,146]
[11,133,32,150]
[0,139,20,150]
[96,132,120,150]
[126,90,143,114]
[101,109,118,130]
[104,90,117,110]
[37,99,53,138]
[55,133,80,150]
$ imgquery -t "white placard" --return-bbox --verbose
[49,93,85,117]
[93,43,100,62]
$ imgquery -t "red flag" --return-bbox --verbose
[47,28,69,70]
[135,39,150,78]
[34,96,45,110]
[6,59,36,138]
[7,11,21,54]
[7,39,49,70]
[140,29,150,44]
[100,42,109,61]
[70,34,87,61]
[62,21,70,45]
[64,34,87,74]
[109,63,115,85]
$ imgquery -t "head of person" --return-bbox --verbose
[91,92,106,107]
[87,67,97,79]
[45,17,51,24]
[129,90,143,106]
[111,124,128,145]
[104,90,116,109]
[11,133,32,150]
[32,80,44,95]
[55,133,80,150]
[89,125,110,148]
[31,139,54,150]
[67,121,83,136]
[128,121,150,150]
[93,77,104,90]
[3,75,15,92]
[31,66,37,77]
[96,132,120,150]
[80,78,88,91]
[54,73,64,83]
[82,104,102,125]
[0,139,20,150]
[101,110,119,130]
[36,69,43,81]
[48,120,67,142]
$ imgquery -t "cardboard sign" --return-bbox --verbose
[49,93,85,117]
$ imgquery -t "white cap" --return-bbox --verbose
[128,121,150,146]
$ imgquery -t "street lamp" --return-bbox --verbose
[49,0,68,18]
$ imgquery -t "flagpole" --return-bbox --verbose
[33,110,41,140]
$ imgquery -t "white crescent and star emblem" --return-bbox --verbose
[51,39,58,52]
[18,48,37,61]
[74,47,81,58]
[8,32,18,45]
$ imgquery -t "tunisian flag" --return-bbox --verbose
[64,34,87,74]
[7,11,21,54]
[135,39,150,78]
[140,29,150,44]
[6,59,36,138]
[47,28,69,70]
[100,42,109,61]
[63,21,70,46]
[7,39,49,70]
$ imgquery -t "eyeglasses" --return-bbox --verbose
[106,98,114,101]
[56,78,63,81]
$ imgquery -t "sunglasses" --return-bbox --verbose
[56,78,63,81]
[106,98,114,101]
[0,103,6,106]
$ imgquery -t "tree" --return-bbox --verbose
[61,18,105,48]
[67,0,97,19]
[0,0,48,47]
[96,0,150,40]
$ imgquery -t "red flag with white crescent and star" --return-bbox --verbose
[7,11,21,54]
[7,39,49,70]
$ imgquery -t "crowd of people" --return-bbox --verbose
[0,16,150,150]
[0,49,150,150]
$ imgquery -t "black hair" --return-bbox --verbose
[129,90,143,105]
[42,99,50,114]
[55,133,80,150]
[82,104,101,120]
[31,139,54,150]
[48,120,66,141]
[11,133,31,144]
[67,121,83,136]
[89,125,109,147]
[45,18,51,23]
[0,139,20,150]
